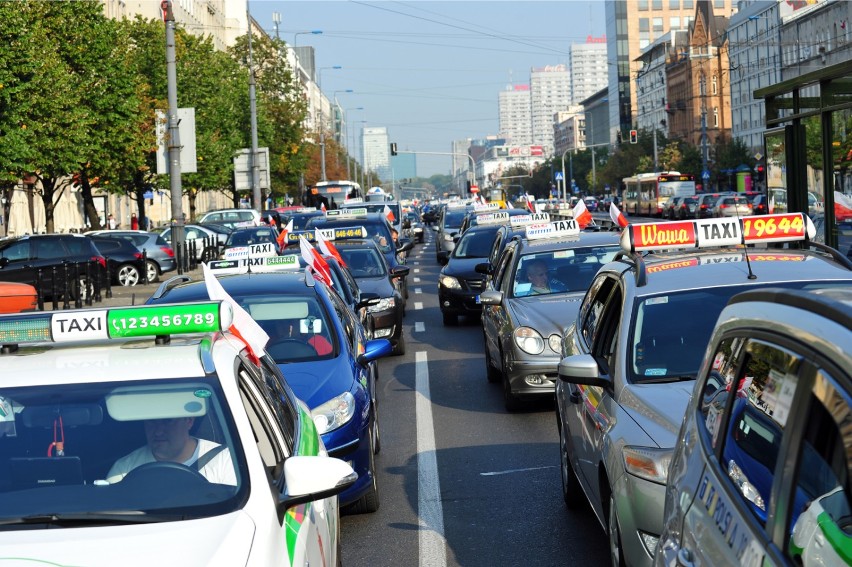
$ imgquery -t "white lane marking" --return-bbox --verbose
[416,351,446,567]
[415,288,423,294]
[415,302,423,310]
[479,465,557,477]
[415,321,425,332]
[414,269,421,273]
[414,277,421,283]
[414,261,420,265]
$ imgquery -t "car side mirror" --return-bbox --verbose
[557,354,611,388]
[356,291,380,310]
[475,262,492,275]
[390,265,410,279]
[276,456,357,512]
[397,240,414,253]
[431,225,439,232]
[478,290,503,305]
[452,234,461,243]
[357,338,392,365]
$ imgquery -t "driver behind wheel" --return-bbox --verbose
[106,417,236,485]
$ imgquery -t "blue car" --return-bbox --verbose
[147,270,392,513]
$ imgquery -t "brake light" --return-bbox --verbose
[720,204,728,209]
[92,256,106,268]
[134,252,143,260]
[700,204,708,209]
[161,246,175,257]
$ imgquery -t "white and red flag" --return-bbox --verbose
[316,230,347,267]
[525,193,535,212]
[299,235,333,286]
[202,262,269,364]
[320,201,327,213]
[609,202,629,228]
[276,218,294,249]
[571,198,593,228]
[383,204,395,222]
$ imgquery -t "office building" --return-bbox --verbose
[498,85,532,146]
[530,64,572,156]
[362,127,390,176]
[569,38,608,106]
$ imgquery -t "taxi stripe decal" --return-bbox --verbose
[285,405,322,562]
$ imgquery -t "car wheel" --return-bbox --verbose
[608,492,626,567]
[484,336,501,383]
[442,312,458,326]
[146,260,160,284]
[559,419,583,508]
[371,405,381,455]
[117,263,141,287]
[392,332,406,356]
[70,276,95,302]
[348,434,380,514]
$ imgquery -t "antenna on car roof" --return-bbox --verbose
[733,196,757,280]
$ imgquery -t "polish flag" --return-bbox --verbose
[299,235,333,286]
[316,230,347,267]
[571,198,593,228]
[203,262,269,364]
[320,201,327,213]
[525,193,535,212]
[276,218,294,249]
[383,204,395,222]
[609,202,629,228]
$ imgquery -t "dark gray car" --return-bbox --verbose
[86,230,175,283]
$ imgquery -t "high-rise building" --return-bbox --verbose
[605,0,734,144]
[498,85,532,146]
[362,127,389,176]
[569,38,608,106]
[530,65,571,156]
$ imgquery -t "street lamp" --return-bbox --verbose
[294,30,322,46]
[318,65,342,182]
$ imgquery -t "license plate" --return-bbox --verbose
[475,294,481,304]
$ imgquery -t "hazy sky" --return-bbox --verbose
[252,1,606,177]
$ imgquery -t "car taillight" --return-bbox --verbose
[161,246,175,257]
[92,256,106,268]
[134,252,143,260]
[700,204,707,209]
[720,204,728,209]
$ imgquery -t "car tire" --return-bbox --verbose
[146,260,160,284]
[117,263,141,287]
[608,491,626,567]
[70,276,95,302]
[484,339,501,383]
[392,332,406,356]
[559,419,583,508]
[442,312,458,326]
[348,434,380,514]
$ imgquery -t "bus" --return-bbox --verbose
[621,172,696,217]
[303,180,362,210]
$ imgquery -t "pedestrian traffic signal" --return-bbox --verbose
[390,142,398,156]
[629,129,638,144]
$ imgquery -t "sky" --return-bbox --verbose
[251,1,607,178]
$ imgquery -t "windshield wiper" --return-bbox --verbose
[0,511,182,527]
[638,375,695,384]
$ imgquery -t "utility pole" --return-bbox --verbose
[162,1,184,247]
[700,74,709,187]
[247,5,261,210]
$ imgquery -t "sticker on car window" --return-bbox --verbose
[645,296,669,306]
[0,396,17,438]
[644,368,666,376]
[515,282,532,295]
[553,251,573,259]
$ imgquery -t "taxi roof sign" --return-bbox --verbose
[223,242,278,260]
[208,254,301,275]
[473,203,500,211]
[525,219,580,240]
[510,213,550,227]
[620,213,816,253]
[326,208,367,217]
[474,211,510,226]
[0,302,231,347]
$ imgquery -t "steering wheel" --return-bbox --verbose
[267,339,319,360]
[121,461,209,485]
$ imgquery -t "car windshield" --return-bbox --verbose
[443,211,467,230]
[309,219,393,254]
[242,295,337,363]
[629,280,852,383]
[453,229,495,259]
[225,228,277,247]
[336,247,388,278]
[512,245,619,297]
[0,377,246,525]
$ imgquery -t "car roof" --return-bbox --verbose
[516,230,622,253]
[150,272,317,303]
[613,248,852,296]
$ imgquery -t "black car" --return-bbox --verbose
[222,226,280,258]
[438,224,502,325]
[436,205,470,264]
[90,236,147,287]
[0,234,106,300]
[332,239,409,355]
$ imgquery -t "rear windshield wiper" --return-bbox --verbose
[0,511,183,527]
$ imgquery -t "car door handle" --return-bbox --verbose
[676,548,694,567]
[569,390,581,404]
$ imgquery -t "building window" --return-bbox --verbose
[714,0,724,8]
[683,0,694,8]
[712,75,717,95]
[670,16,681,29]
[653,18,663,32]
[713,106,719,127]
[638,0,649,10]
[652,0,663,9]
[669,0,680,7]
[639,18,649,32]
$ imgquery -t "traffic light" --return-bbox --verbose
[390,142,398,156]
[629,129,638,144]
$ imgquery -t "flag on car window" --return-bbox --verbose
[316,230,347,268]
[609,202,629,228]
[276,218,294,248]
[299,235,333,286]
[383,204,395,222]
[572,198,593,228]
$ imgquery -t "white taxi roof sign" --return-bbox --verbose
[223,242,278,260]
[473,203,500,210]
[620,213,816,253]
[207,255,301,275]
[474,212,510,226]
[510,213,550,227]
[524,219,580,240]
[326,207,367,217]
[0,302,232,346]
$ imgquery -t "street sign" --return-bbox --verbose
[155,108,198,174]
[702,170,711,180]
[554,171,564,181]
[233,148,271,191]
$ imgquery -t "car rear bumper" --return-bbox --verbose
[439,288,483,315]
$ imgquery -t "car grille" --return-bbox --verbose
[464,278,485,291]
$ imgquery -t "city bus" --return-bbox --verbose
[621,172,696,217]
[303,180,363,210]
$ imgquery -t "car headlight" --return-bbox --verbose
[367,296,395,313]
[513,327,544,355]
[311,392,356,434]
[622,446,673,484]
[439,275,462,290]
[548,334,562,353]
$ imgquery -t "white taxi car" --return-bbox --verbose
[0,301,355,566]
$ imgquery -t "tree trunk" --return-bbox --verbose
[188,191,197,222]
[26,184,36,233]
[1,184,13,236]
[133,170,148,231]
[39,177,59,234]
[80,173,103,231]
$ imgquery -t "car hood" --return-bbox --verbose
[508,294,584,334]
[442,257,487,278]
[277,357,355,409]
[353,275,395,297]
[618,381,694,447]
[0,511,255,566]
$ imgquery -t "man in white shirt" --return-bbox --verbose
[107,417,236,485]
